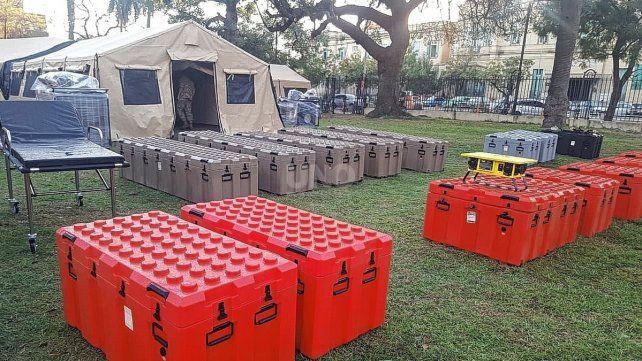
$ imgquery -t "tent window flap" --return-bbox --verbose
[22,71,39,98]
[226,73,255,104]
[119,69,161,105]
[10,72,22,96]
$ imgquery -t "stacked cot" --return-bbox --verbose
[179,130,316,195]
[117,137,258,202]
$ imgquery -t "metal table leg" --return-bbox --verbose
[74,170,83,206]
[109,168,116,217]
[5,155,19,214]
[23,172,37,253]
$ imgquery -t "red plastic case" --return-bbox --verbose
[423,176,585,266]
[525,167,619,237]
[181,196,393,360]
[560,162,642,220]
[619,150,642,158]
[596,155,642,168]
[56,211,297,361]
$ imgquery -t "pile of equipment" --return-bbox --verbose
[117,137,258,202]
[236,131,365,186]
[327,125,449,172]
[484,130,558,163]
[179,131,316,195]
[279,127,404,178]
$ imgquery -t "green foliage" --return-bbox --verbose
[338,54,377,83]
[280,24,329,85]
[401,52,440,95]
[0,0,48,38]
[577,0,642,65]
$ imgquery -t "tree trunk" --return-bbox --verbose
[542,0,584,128]
[67,0,75,40]
[604,56,634,121]
[223,0,239,43]
[368,56,407,117]
[146,6,152,28]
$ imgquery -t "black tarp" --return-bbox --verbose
[0,40,73,100]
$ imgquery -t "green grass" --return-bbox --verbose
[0,116,641,361]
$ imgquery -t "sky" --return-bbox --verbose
[23,0,463,40]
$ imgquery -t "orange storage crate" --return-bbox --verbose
[560,162,642,220]
[525,167,619,237]
[181,196,393,360]
[596,155,642,168]
[56,211,297,361]
[423,176,584,266]
[618,150,642,158]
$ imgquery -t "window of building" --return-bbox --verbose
[226,73,255,104]
[427,44,439,59]
[338,48,346,60]
[412,41,421,54]
[119,69,161,105]
[352,45,360,54]
[322,49,329,60]
[508,32,521,45]
[538,34,549,44]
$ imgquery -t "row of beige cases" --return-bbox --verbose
[178,130,316,195]
[327,125,449,172]
[236,131,365,186]
[279,127,403,178]
[116,137,258,202]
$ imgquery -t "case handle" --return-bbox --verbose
[497,212,514,227]
[206,321,234,347]
[254,303,278,325]
[333,277,350,295]
[362,267,377,284]
[436,199,450,211]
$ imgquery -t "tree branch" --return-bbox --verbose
[330,16,386,60]
[333,5,392,31]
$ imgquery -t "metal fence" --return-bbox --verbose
[409,74,642,122]
[312,72,642,121]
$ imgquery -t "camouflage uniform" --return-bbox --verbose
[177,76,196,130]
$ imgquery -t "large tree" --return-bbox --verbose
[67,0,75,39]
[461,0,584,128]
[161,0,242,43]
[578,0,642,122]
[539,0,585,128]
[262,0,428,117]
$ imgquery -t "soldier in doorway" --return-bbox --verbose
[177,75,196,130]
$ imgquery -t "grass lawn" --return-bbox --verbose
[0,115,640,361]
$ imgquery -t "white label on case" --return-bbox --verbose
[503,145,509,152]
[157,161,162,171]
[570,140,576,146]
[466,211,477,223]
[124,305,134,331]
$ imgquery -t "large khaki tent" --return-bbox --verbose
[270,64,311,98]
[0,37,73,100]
[18,21,282,138]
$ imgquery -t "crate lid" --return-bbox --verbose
[183,196,392,277]
[429,176,584,212]
[596,156,642,168]
[57,211,295,328]
[561,162,642,181]
[526,167,620,194]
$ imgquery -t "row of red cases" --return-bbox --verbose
[423,176,585,266]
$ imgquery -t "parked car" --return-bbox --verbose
[422,96,446,107]
[596,102,634,117]
[332,94,356,112]
[444,96,473,108]
[632,103,642,115]
[491,99,544,115]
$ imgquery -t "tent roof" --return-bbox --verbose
[0,37,70,63]
[270,64,310,83]
[27,24,187,62]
